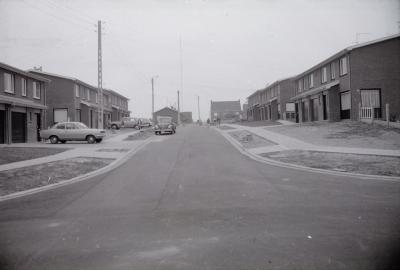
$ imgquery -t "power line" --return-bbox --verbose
[42,0,97,24]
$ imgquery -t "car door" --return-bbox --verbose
[65,123,76,140]
[54,123,66,139]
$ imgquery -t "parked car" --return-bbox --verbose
[154,116,176,135]
[139,118,152,128]
[110,117,141,130]
[40,122,106,144]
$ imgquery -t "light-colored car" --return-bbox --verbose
[40,122,106,144]
[110,117,141,130]
[139,118,152,128]
[154,116,176,135]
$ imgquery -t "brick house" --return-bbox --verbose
[210,100,242,123]
[255,77,296,122]
[291,34,400,123]
[29,71,129,129]
[154,107,179,124]
[0,62,49,144]
[180,111,193,124]
[246,91,262,121]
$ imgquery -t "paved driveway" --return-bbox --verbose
[0,125,399,269]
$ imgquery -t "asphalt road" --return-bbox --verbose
[0,125,399,270]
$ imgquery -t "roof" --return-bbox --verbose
[154,106,178,114]
[0,95,47,109]
[295,33,400,79]
[0,62,50,82]
[103,88,129,101]
[210,100,241,112]
[29,70,96,89]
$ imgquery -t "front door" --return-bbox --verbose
[0,110,5,144]
[36,113,41,142]
[312,98,319,121]
[340,91,351,119]
[322,95,327,120]
[295,103,299,123]
[12,112,26,143]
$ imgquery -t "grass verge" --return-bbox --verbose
[229,130,277,149]
[0,157,114,196]
[0,147,70,165]
[260,150,400,177]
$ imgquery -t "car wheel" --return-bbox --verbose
[49,136,59,144]
[60,140,67,144]
[111,124,118,130]
[86,135,96,144]
[96,138,102,143]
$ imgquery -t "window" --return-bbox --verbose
[330,62,336,79]
[56,123,66,129]
[309,73,314,88]
[95,93,98,103]
[75,84,79,97]
[21,78,27,96]
[4,73,15,93]
[340,91,351,110]
[361,89,380,108]
[298,80,302,92]
[33,82,41,99]
[340,57,348,75]
[321,67,327,83]
[86,89,90,100]
[303,77,307,90]
[66,123,75,129]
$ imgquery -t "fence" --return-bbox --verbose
[359,107,374,119]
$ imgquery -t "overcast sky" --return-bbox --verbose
[0,0,399,120]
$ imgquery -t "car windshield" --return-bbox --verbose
[158,118,171,124]
[75,123,88,129]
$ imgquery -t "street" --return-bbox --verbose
[0,125,399,270]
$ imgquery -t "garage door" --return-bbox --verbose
[12,112,26,143]
[0,110,5,144]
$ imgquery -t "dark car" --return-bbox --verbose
[154,116,176,135]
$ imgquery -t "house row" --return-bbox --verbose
[153,106,193,124]
[210,100,242,123]
[246,34,400,123]
[0,62,130,144]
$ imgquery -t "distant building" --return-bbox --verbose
[210,100,242,123]
[154,106,178,124]
[180,111,193,123]
[29,70,129,129]
[1,62,49,144]
[242,103,249,120]
[247,91,262,121]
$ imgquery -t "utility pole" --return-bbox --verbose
[151,77,155,123]
[179,36,183,112]
[197,95,201,122]
[97,20,103,129]
[151,76,158,123]
[177,90,181,125]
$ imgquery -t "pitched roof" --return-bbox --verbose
[28,70,96,89]
[295,33,400,79]
[154,106,178,114]
[0,62,50,82]
[211,100,241,112]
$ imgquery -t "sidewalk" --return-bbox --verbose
[225,123,400,157]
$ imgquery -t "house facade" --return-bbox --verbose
[291,34,400,123]
[254,77,296,122]
[210,100,242,123]
[246,91,261,121]
[180,111,193,124]
[29,71,129,129]
[0,62,49,144]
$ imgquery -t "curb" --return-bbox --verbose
[215,127,400,182]
[0,137,154,203]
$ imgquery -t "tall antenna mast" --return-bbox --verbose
[97,20,103,129]
[179,35,183,112]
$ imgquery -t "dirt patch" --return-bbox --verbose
[0,147,70,165]
[218,125,236,130]
[238,121,281,127]
[124,130,154,141]
[0,157,114,196]
[261,150,400,177]
[268,120,400,150]
[229,130,277,149]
